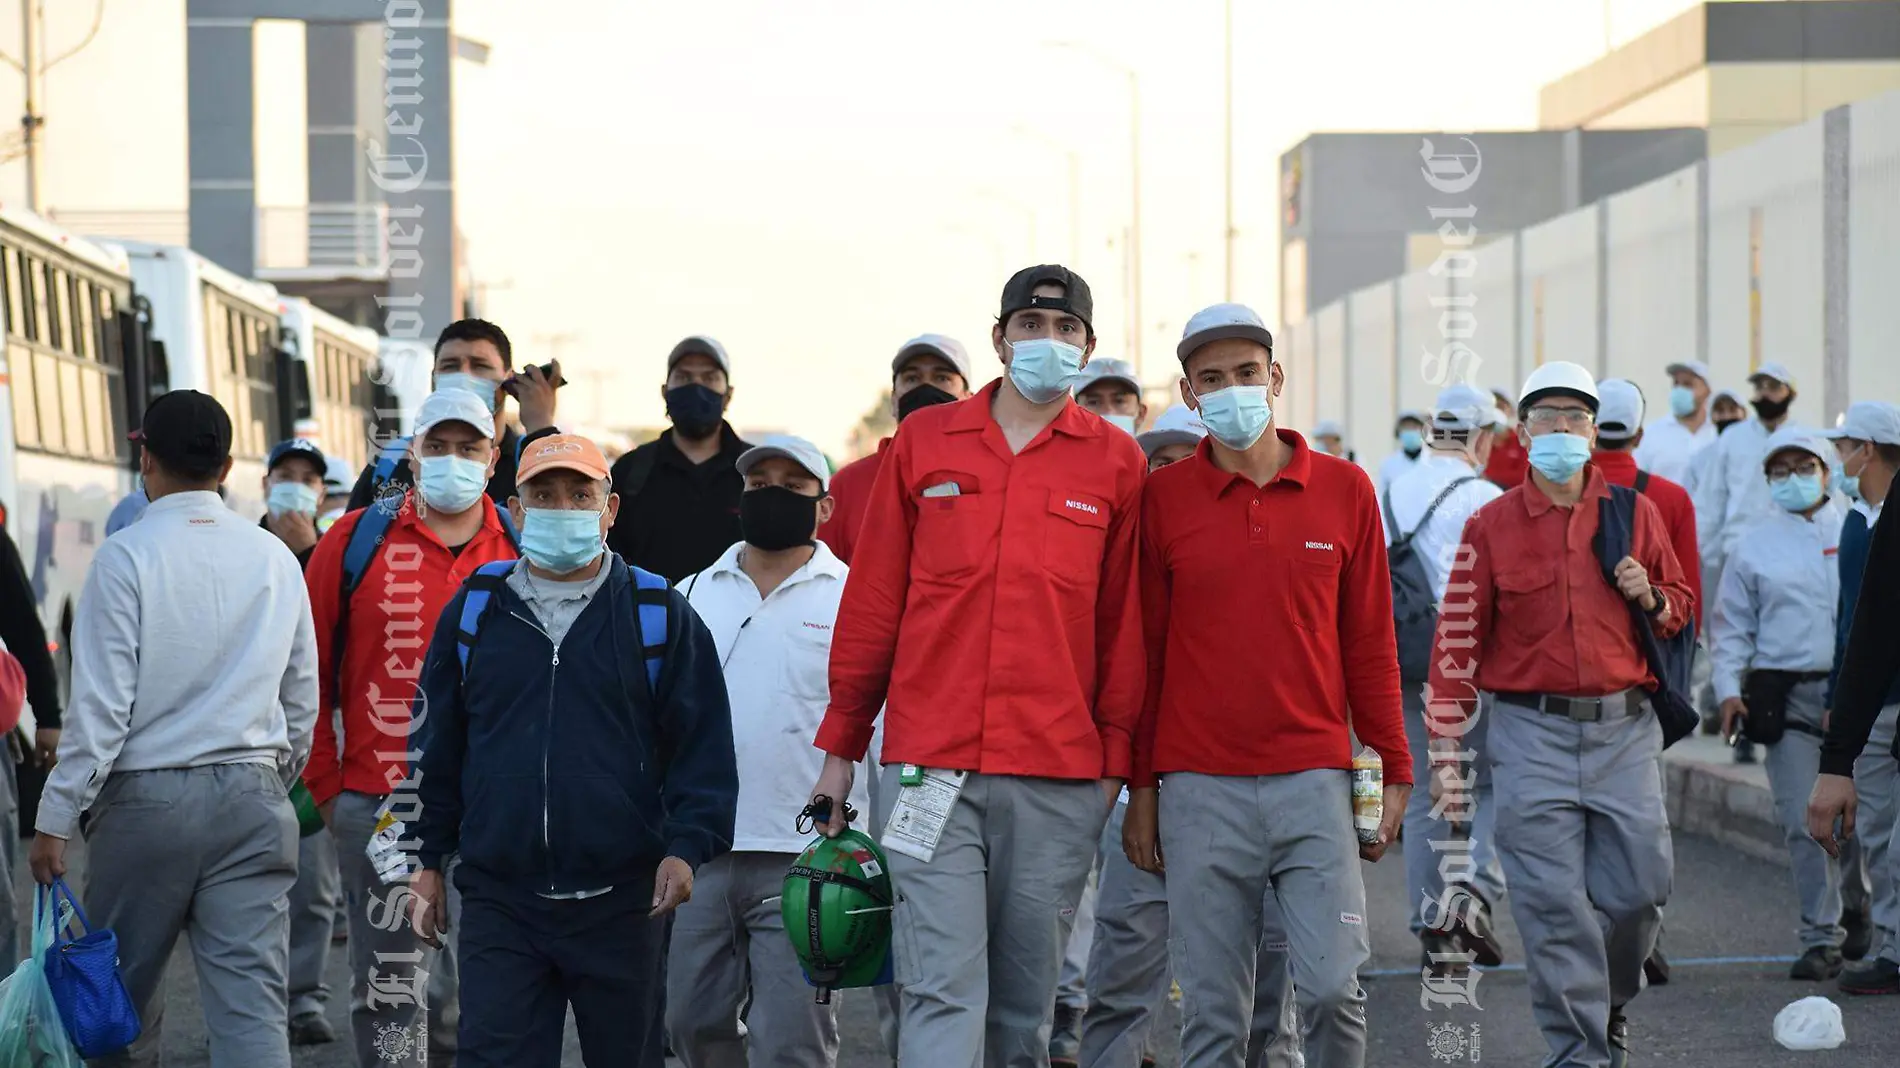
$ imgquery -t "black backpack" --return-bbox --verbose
[1384,477,1478,683]
[1593,482,1698,747]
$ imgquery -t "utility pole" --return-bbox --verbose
[21,0,43,212]
[1223,0,1235,301]
[1127,68,1144,376]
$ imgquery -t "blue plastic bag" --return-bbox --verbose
[40,879,141,1058]
[0,886,85,1068]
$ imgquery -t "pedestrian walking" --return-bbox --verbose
[1073,357,1148,435]
[1425,361,1693,1068]
[1693,363,1802,592]
[819,334,973,565]
[1310,418,1351,462]
[1809,400,1900,995]
[1126,302,1410,1068]
[1137,406,1209,472]
[345,319,561,511]
[606,336,754,583]
[0,517,61,965]
[1481,387,1528,489]
[411,433,738,1068]
[29,389,319,1068]
[666,433,868,1067]
[1631,360,1717,486]
[303,389,524,1067]
[1376,409,1428,496]
[1383,384,1508,975]
[809,264,1145,1068]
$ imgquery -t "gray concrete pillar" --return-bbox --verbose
[186,19,256,275]
[1823,105,1851,422]
[371,12,457,343]
[306,22,385,206]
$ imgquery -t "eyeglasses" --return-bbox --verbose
[1765,458,1824,481]
[1524,406,1596,430]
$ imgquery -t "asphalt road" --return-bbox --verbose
[12,829,1898,1066]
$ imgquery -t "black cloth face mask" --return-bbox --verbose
[897,384,957,422]
[741,485,820,551]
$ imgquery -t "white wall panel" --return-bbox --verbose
[1605,167,1700,403]
[1284,320,1318,433]
[1312,301,1349,431]
[1347,282,1397,472]
[1518,208,1601,374]
[1706,118,1826,425]
[1850,91,1900,413]
[1397,267,1456,419]
[1459,235,1521,396]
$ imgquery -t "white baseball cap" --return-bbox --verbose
[1313,418,1346,440]
[735,434,831,492]
[413,388,497,440]
[1430,384,1500,434]
[1749,362,1797,390]
[1664,360,1711,384]
[1595,379,1646,442]
[1176,303,1275,363]
[1135,404,1207,459]
[668,335,731,376]
[1825,401,1900,446]
[1075,358,1141,395]
[1762,425,1833,471]
[892,334,973,385]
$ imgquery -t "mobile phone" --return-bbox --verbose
[501,362,568,395]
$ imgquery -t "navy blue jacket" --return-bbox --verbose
[1828,509,1900,710]
[412,555,737,895]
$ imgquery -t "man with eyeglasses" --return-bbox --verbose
[1715,429,1869,982]
[1425,362,1692,1068]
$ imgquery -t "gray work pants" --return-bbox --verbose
[1057,852,1101,1011]
[866,760,900,1065]
[1160,771,1368,1068]
[1489,701,1670,1068]
[666,851,839,1067]
[883,772,1109,1068]
[331,790,460,1067]
[83,764,299,1068]
[1401,689,1506,935]
[1857,705,1900,965]
[288,827,342,1018]
[1,740,18,968]
[1762,682,1870,949]
[1081,799,1303,1068]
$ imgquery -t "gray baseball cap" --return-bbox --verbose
[1176,303,1274,363]
[1074,358,1141,395]
[668,335,731,376]
[891,334,973,385]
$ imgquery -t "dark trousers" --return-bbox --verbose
[456,869,665,1068]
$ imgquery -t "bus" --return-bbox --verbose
[110,241,309,519]
[0,204,157,719]
[279,296,379,472]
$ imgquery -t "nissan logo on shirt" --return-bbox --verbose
[1065,499,1100,517]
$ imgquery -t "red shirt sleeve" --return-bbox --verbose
[815,435,917,761]
[1091,453,1145,781]
[1661,486,1702,628]
[1425,512,1495,744]
[816,470,858,565]
[301,510,356,807]
[1338,472,1411,784]
[1133,487,1171,789]
[1633,492,1694,640]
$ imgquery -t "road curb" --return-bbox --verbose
[1663,748,1786,867]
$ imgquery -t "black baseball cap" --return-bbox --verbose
[998,265,1094,334]
[266,438,328,475]
[133,390,232,470]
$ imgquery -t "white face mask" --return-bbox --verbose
[1102,413,1138,436]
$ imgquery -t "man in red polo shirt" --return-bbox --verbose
[1124,302,1409,1068]
[810,264,1144,1067]
[818,333,973,564]
[1426,362,1693,1068]
[1484,386,1529,489]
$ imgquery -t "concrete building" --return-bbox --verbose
[1278,128,1707,325]
[1540,0,1900,155]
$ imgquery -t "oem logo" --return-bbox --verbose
[373,1022,417,1063]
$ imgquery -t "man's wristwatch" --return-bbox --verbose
[1644,589,1668,618]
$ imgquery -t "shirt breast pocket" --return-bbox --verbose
[912,471,994,581]
[1044,490,1111,587]
[1287,553,1342,633]
[781,627,833,703]
[1495,564,1562,642]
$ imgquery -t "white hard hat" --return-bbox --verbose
[1517,362,1599,416]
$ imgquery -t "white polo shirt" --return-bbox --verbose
[1633,416,1717,487]
[679,540,870,854]
[1383,451,1504,602]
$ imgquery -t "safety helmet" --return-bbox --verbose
[1517,361,1600,418]
[782,828,895,1003]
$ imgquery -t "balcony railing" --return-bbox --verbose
[256,203,390,277]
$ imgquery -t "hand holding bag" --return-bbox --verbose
[0,882,85,1067]
[39,878,142,1058]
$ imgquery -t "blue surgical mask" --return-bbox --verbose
[520,507,605,574]
[1527,432,1591,483]
[1842,474,1862,502]
[1102,413,1138,436]
[1006,338,1086,405]
[1669,385,1697,418]
[417,455,489,513]
[1770,473,1824,513]
[435,372,502,414]
[1399,429,1425,454]
[1195,385,1273,451]
[267,481,320,518]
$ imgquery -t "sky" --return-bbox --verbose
[0,0,1714,455]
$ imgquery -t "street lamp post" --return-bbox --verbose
[1223,0,1235,301]
[1046,42,1143,378]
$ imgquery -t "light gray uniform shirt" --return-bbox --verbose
[1711,499,1846,704]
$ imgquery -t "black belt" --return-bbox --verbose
[1497,689,1647,723]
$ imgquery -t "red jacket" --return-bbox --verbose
[301,497,520,806]
[816,439,888,565]
[1593,449,1702,628]
[815,382,1147,780]
[1484,432,1528,488]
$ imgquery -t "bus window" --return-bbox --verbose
[71,278,94,361]
[80,362,109,459]
[9,341,37,446]
[59,359,87,457]
[0,248,12,335]
[23,255,44,343]
[44,265,66,352]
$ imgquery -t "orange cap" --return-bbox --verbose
[516,434,611,485]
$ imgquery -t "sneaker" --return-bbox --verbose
[1644,944,1671,986]
[1838,956,1900,995]
[288,1011,337,1045]
[1842,909,1873,961]
[1790,945,1844,981]
[1454,894,1505,969]
[1607,1006,1629,1068]
[1050,1004,1082,1068]
[1733,739,1757,764]
[1420,930,1470,977]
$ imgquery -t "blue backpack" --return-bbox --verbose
[452,559,673,694]
[1594,481,1698,747]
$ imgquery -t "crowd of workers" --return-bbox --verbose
[0,259,1897,1068]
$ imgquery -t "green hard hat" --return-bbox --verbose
[782,828,895,1000]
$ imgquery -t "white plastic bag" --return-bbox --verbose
[1773,995,1845,1051]
[0,890,85,1067]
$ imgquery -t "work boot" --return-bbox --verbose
[1733,737,1757,764]
[288,1011,337,1045]
[1454,892,1505,968]
[1607,1006,1629,1068]
[1838,956,1900,995]
[1790,945,1844,981]
[1420,929,1469,977]
[1050,1003,1082,1068]
[1644,944,1671,986]
[1842,908,1873,961]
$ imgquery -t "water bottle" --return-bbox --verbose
[1351,748,1383,846]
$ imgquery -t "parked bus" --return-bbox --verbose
[279,296,379,472]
